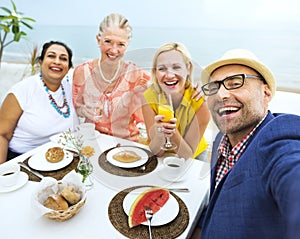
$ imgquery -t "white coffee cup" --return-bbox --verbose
[162,156,185,181]
[76,123,95,140]
[0,163,20,187]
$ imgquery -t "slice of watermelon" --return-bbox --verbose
[128,187,170,228]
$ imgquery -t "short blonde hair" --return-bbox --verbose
[98,13,132,40]
[152,42,193,92]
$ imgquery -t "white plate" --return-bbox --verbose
[0,172,28,193]
[106,146,148,168]
[28,148,73,171]
[123,187,179,226]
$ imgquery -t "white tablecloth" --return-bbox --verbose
[0,132,210,239]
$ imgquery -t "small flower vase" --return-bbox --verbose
[77,155,94,190]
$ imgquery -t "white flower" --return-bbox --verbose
[58,129,94,156]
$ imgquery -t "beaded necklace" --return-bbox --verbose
[98,58,121,84]
[40,73,70,118]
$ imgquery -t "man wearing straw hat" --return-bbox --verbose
[192,49,300,238]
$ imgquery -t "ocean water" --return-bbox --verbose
[3,25,300,90]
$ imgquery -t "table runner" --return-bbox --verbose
[108,185,189,239]
[98,146,158,177]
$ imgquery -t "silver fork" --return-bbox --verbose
[144,207,153,239]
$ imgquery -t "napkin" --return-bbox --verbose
[32,170,86,218]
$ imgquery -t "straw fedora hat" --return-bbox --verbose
[201,49,276,96]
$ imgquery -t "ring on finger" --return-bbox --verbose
[157,126,162,133]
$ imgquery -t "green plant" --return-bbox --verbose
[0,0,35,65]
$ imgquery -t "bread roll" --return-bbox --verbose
[61,186,81,205]
[112,150,141,163]
[44,194,69,211]
[45,147,65,163]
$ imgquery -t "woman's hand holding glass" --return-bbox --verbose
[80,101,103,122]
[156,115,177,136]
[90,100,103,122]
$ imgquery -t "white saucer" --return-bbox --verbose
[0,172,29,193]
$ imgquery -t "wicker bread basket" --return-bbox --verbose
[33,171,86,222]
[43,198,86,221]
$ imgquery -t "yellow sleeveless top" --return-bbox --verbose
[144,85,208,158]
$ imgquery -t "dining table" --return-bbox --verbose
[0,131,210,239]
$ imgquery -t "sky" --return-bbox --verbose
[1,0,300,91]
[1,0,300,29]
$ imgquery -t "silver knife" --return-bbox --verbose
[18,162,44,179]
[168,188,190,192]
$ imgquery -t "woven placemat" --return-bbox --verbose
[21,156,80,182]
[108,186,189,239]
[98,146,158,177]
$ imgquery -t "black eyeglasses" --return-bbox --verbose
[201,74,263,96]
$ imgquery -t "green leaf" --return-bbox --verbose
[13,31,22,41]
[12,24,19,34]
[0,24,10,33]
[22,17,35,22]
[0,16,14,21]
[20,21,33,29]
[0,7,12,14]
[20,31,26,36]
[11,0,17,12]
[9,15,19,21]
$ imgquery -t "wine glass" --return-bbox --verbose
[85,92,103,122]
[158,93,177,150]
[90,100,103,122]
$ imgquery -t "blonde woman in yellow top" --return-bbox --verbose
[142,42,210,160]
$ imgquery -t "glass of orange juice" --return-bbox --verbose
[158,104,174,122]
[158,93,177,150]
